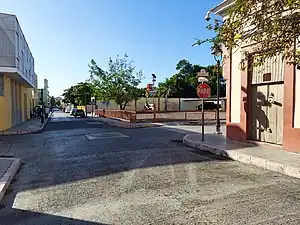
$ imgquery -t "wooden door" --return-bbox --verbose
[265,84,284,145]
[252,85,269,142]
[251,83,284,145]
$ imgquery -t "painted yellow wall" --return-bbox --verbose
[230,47,242,123]
[294,69,300,128]
[0,75,33,131]
[0,75,12,131]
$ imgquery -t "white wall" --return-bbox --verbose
[0,13,34,87]
[294,69,300,128]
[15,15,34,87]
[230,47,242,123]
[0,13,16,67]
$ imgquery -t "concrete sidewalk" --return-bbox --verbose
[183,133,300,179]
[0,157,21,202]
[0,112,52,136]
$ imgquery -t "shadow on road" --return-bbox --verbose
[0,208,109,225]
[0,112,260,224]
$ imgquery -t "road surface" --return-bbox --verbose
[0,111,300,225]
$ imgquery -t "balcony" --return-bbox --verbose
[0,56,34,88]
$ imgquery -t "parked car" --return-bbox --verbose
[70,108,77,116]
[73,109,85,118]
[197,102,221,111]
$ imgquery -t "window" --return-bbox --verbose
[16,32,19,57]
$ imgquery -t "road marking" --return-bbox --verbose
[85,132,129,140]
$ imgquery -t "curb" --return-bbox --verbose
[91,117,163,129]
[183,135,300,179]
[0,158,21,202]
[0,112,52,136]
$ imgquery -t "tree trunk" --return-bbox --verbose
[119,103,127,110]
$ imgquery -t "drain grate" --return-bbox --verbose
[85,132,129,140]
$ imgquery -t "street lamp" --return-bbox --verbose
[212,43,223,134]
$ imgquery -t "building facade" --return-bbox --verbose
[37,79,49,105]
[210,0,300,152]
[0,13,36,131]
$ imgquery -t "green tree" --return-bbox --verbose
[50,96,56,108]
[62,82,94,106]
[55,100,61,107]
[89,54,143,110]
[158,59,225,98]
[194,0,300,66]
[62,86,77,105]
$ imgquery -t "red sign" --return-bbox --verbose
[197,83,211,98]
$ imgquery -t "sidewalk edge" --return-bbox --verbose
[183,135,300,179]
[0,158,21,202]
[0,112,53,136]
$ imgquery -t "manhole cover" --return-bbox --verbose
[85,132,129,140]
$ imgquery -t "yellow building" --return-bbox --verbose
[0,13,36,131]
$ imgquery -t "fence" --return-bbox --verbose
[96,97,226,112]
[94,109,226,122]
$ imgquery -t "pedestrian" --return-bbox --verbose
[36,106,41,118]
[45,106,50,119]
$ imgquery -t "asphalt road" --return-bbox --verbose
[0,111,300,225]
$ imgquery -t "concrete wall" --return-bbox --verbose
[0,74,30,131]
[294,69,300,128]
[230,47,242,123]
[0,13,16,67]
[0,13,34,88]
[0,75,12,130]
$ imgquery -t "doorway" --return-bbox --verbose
[251,83,284,145]
[249,53,284,145]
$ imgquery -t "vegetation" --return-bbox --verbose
[50,96,56,108]
[194,0,300,66]
[62,57,225,110]
[158,59,225,98]
[89,54,143,110]
[62,82,94,106]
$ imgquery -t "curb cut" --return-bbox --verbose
[0,158,21,202]
[0,112,52,136]
[183,135,300,179]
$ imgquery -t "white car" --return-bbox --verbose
[70,108,77,116]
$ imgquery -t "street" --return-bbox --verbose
[0,111,300,225]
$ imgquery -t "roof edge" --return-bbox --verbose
[211,0,235,16]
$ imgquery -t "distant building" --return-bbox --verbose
[37,79,50,105]
[0,13,36,131]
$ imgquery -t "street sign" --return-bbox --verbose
[197,69,209,77]
[197,77,209,83]
[197,83,211,98]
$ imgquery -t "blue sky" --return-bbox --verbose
[2,0,221,97]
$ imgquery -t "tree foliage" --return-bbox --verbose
[62,82,94,106]
[194,0,300,66]
[50,96,56,108]
[89,54,143,110]
[158,59,225,98]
